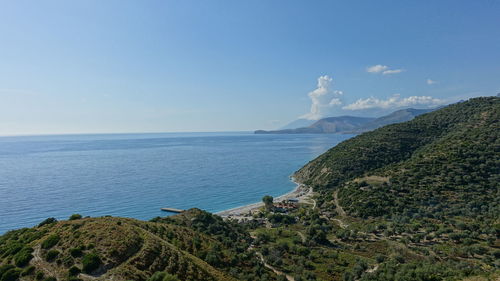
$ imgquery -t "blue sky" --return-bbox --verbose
[1,0,499,135]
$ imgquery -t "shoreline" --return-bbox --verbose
[216,177,312,218]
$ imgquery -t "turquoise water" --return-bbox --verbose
[0,132,353,233]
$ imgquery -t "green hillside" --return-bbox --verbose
[0,210,276,281]
[291,96,499,280]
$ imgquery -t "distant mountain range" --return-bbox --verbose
[279,118,316,130]
[255,108,433,134]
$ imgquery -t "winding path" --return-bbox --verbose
[256,252,295,281]
[332,190,350,229]
[297,231,306,243]
[333,190,346,217]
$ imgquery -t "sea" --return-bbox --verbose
[0,132,353,234]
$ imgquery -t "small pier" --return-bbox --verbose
[161,207,185,213]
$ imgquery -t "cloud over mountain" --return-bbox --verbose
[342,94,444,110]
[300,75,444,119]
[300,75,343,120]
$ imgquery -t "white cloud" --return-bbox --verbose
[427,79,438,85]
[366,65,388,73]
[367,64,404,75]
[382,69,404,75]
[300,75,343,120]
[342,94,444,110]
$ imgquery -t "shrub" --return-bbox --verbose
[0,268,21,281]
[68,266,81,276]
[0,265,15,278]
[38,218,57,227]
[42,277,57,281]
[148,272,167,281]
[82,253,102,273]
[69,247,83,257]
[69,214,82,221]
[375,254,385,263]
[14,247,34,267]
[20,265,36,276]
[41,234,60,249]
[35,271,44,280]
[45,250,60,262]
[163,274,180,281]
[3,242,23,255]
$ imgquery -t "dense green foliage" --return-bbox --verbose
[263,195,274,211]
[290,97,500,280]
[13,247,33,267]
[41,234,60,249]
[296,97,499,188]
[297,97,499,220]
[45,249,59,262]
[81,252,101,273]
[69,214,83,221]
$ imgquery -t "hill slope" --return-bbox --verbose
[295,96,499,219]
[349,108,433,133]
[289,97,499,280]
[0,210,275,281]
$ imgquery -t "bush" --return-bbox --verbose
[68,266,81,276]
[45,250,60,262]
[148,272,167,281]
[0,265,15,278]
[38,218,57,227]
[0,268,21,281]
[42,277,57,281]
[375,254,385,263]
[41,234,60,249]
[69,214,82,221]
[14,247,34,267]
[20,265,36,276]
[163,274,180,281]
[82,253,102,273]
[3,242,23,256]
[69,247,83,257]
[35,271,44,280]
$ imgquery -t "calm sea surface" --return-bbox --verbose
[0,132,353,233]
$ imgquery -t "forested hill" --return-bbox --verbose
[294,96,499,220]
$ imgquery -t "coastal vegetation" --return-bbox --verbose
[0,97,498,280]
[262,196,274,211]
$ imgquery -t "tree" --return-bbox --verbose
[82,253,102,273]
[69,214,82,220]
[262,195,274,211]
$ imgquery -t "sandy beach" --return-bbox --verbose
[216,177,313,218]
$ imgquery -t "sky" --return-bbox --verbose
[0,0,499,135]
